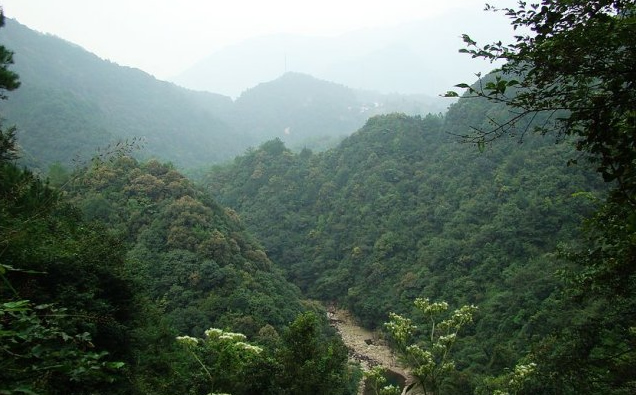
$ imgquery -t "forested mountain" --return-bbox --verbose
[202,106,608,390]
[0,19,445,171]
[3,2,635,394]
[228,72,445,151]
[0,19,241,170]
[68,155,307,337]
[3,148,356,393]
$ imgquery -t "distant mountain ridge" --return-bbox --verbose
[171,8,512,98]
[0,18,450,170]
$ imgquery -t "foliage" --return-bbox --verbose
[0,155,136,393]
[0,296,124,395]
[274,311,356,395]
[451,0,636,204]
[69,156,306,338]
[385,299,477,395]
[0,9,19,98]
[478,360,537,395]
[520,199,636,395]
[0,16,138,392]
[173,314,357,395]
[0,8,19,162]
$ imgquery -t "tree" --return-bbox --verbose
[384,298,477,395]
[276,312,355,395]
[449,0,636,204]
[0,9,19,97]
[0,8,20,161]
[0,295,124,395]
[363,366,402,395]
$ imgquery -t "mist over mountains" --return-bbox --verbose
[171,8,511,98]
[0,18,450,170]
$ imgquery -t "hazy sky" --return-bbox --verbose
[0,0,507,80]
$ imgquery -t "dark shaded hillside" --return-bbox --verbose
[67,155,306,337]
[202,110,607,387]
[59,155,356,393]
[0,19,241,169]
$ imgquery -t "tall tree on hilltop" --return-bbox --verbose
[0,7,20,161]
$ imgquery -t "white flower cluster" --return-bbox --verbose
[496,361,538,394]
[415,297,449,315]
[204,328,224,339]
[385,312,416,343]
[204,328,247,342]
[405,344,435,374]
[511,362,537,381]
[450,304,478,326]
[235,341,263,354]
[219,332,247,342]
[437,333,456,346]
[175,335,199,347]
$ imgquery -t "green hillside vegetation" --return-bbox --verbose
[202,109,606,389]
[203,1,636,393]
[229,72,444,151]
[69,154,306,337]
[3,1,635,394]
[2,121,356,395]
[64,154,355,394]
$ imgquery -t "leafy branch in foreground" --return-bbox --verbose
[0,298,124,394]
[445,2,636,394]
[447,1,636,203]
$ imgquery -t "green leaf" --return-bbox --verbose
[13,387,39,395]
[106,361,125,369]
[2,300,31,311]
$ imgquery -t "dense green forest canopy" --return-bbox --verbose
[2,123,355,394]
[203,110,606,386]
[449,2,636,393]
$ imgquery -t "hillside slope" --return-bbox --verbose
[0,19,242,169]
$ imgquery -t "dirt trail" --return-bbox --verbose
[329,308,408,378]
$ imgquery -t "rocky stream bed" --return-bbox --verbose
[328,308,410,394]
